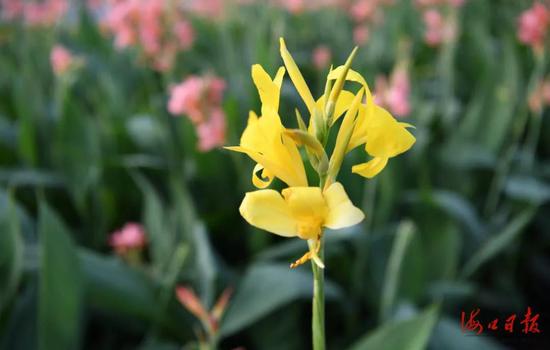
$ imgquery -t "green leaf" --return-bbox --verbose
[349,304,439,350]
[54,103,100,209]
[0,193,23,313]
[0,169,64,188]
[379,221,415,322]
[132,173,173,272]
[505,176,550,204]
[79,249,157,320]
[38,202,83,350]
[461,208,536,278]
[219,263,341,337]
[429,318,505,350]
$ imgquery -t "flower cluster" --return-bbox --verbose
[1,0,68,26]
[168,75,227,152]
[227,39,415,268]
[415,0,465,47]
[517,2,549,54]
[375,63,411,117]
[98,0,195,71]
[347,0,395,45]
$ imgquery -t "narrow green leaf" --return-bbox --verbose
[505,176,550,204]
[379,221,415,322]
[0,194,23,313]
[219,263,341,337]
[429,318,505,350]
[38,202,83,350]
[132,172,173,272]
[461,208,536,278]
[349,304,439,350]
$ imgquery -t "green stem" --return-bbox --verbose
[311,236,325,350]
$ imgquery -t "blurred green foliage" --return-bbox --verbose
[1,1,549,349]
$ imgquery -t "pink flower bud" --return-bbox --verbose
[50,45,74,75]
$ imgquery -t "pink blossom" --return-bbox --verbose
[197,108,226,151]
[279,0,305,14]
[375,66,411,117]
[50,45,74,75]
[350,0,377,23]
[174,20,195,50]
[168,77,204,122]
[518,2,549,52]
[312,45,332,70]
[1,0,24,20]
[100,0,195,71]
[2,0,68,26]
[185,0,225,19]
[353,24,370,45]
[423,9,445,46]
[109,222,147,254]
[168,75,227,152]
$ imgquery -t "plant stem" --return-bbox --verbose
[311,236,325,350]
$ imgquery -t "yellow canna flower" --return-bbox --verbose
[239,182,364,267]
[326,66,416,178]
[225,65,308,188]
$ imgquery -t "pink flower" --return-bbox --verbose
[279,0,305,14]
[423,9,448,46]
[1,0,24,20]
[185,0,225,19]
[518,2,549,52]
[168,77,204,122]
[109,222,147,254]
[197,108,226,151]
[375,66,411,117]
[174,19,195,50]
[353,24,370,45]
[100,0,195,71]
[312,45,332,70]
[24,0,68,26]
[50,45,74,75]
[350,0,377,23]
[168,75,227,152]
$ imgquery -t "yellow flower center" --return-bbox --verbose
[296,219,323,240]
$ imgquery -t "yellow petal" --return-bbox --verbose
[252,64,285,113]
[351,157,388,178]
[279,38,316,113]
[226,145,305,187]
[364,105,416,158]
[273,66,285,88]
[282,186,327,239]
[327,66,372,96]
[282,187,327,221]
[252,163,273,189]
[239,190,298,237]
[346,104,368,152]
[323,182,365,229]
[328,89,364,184]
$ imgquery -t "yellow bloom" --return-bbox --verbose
[226,65,308,188]
[239,182,364,267]
[326,66,416,178]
